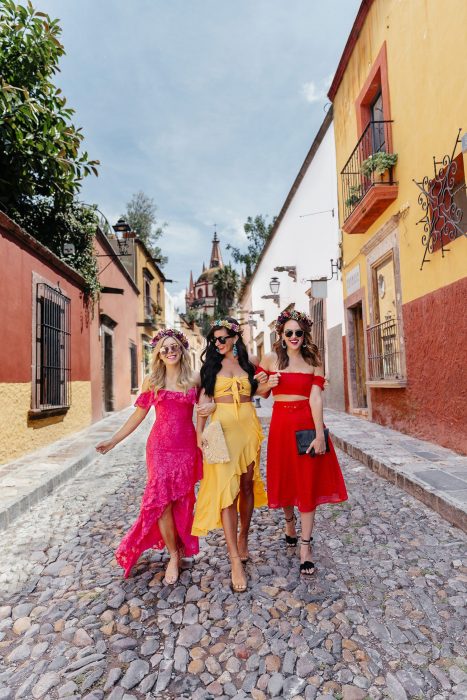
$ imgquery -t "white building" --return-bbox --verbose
[240,110,345,410]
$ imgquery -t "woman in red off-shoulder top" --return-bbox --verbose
[256,310,348,577]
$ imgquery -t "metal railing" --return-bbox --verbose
[35,283,71,409]
[367,316,403,381]
[341,120,395,221]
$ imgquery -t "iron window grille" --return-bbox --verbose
[367,316,403,381]
[35,283,71,409]
[341,120,395,221]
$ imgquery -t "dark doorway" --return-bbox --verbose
[103,332,114,412]
[350,303,367,409]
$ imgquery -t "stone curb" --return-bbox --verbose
[328,431,467,534]
[0,408,132,532]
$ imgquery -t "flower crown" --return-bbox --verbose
[212,319,242,334]
[150,328,189,350]
[275,309,313,332]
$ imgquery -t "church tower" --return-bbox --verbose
[185,231,224,317]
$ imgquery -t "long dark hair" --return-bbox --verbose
[273,317,321,370]
[200,317,258,397]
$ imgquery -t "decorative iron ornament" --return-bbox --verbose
[414,128,466,269]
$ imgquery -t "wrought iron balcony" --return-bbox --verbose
[367,316,403,381]
[341,120,398,233]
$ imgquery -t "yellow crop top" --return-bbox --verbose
[214,376,251,404]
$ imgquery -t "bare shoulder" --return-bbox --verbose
[191,371,201,387]
[262,352,278,372]
[141,375,153,392]
[313,365,325,377]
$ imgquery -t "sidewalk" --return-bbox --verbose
[0,407,133,531]
[257,396,467,533]
[1,401,466,534]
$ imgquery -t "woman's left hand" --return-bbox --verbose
[196,402,216,417]
[306,433,326,456]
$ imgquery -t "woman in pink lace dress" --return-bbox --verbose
[96,329,203,584]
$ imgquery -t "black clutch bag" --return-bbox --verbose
[296,429,330,457]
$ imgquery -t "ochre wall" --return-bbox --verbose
[370,277,467,453]
[333,0,467,310]
[0,382,92,463]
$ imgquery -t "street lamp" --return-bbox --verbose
[111,217,136,256]
[269,277,280,294]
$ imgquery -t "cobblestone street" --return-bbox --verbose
[0,418,466,700]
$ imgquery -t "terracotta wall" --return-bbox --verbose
[90,236,140,421]
[0,220,90,384]
[370,277,467,454]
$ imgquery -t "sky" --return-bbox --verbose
[37,0,361,310]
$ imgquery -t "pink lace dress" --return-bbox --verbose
[115,387,203,578]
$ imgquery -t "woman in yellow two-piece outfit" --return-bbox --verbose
[192,318,266,592]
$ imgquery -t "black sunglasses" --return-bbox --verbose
[284,330,304,338]
[213,336,229,345]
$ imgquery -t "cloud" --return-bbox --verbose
[301,73,335,104]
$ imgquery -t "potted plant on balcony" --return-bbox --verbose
[361,152,398,181]
[345,184,362,208]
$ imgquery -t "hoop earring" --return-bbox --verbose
[281,340,287,349]
[233,343,238,358]
[302,343,307,349]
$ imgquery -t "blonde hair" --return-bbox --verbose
[148,336,194,394]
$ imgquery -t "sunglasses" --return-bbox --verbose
[159,343,181,356]
[213,336,229,345]
[284,330,304,338]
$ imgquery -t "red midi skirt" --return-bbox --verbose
[267,400,348,511]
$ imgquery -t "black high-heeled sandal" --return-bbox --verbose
[299,538,315,577]
[285,515,298,546]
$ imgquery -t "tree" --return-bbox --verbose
[0,1,99,211]
[124,190,168,266]
[0,1,100,300]
[227,214,276,279]
[213,264,240,318]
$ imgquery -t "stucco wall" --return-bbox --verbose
[333,0,467,312]
[370,277,467,454]
[91,236,140,421]
[325,324,345,411]
[0,381,92,464]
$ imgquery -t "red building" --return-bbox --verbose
[90,230,140,421]
[0,212,92,463]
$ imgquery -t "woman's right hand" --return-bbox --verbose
[267,373,281,389]
[255,371,269,385]
[96,439,117,454]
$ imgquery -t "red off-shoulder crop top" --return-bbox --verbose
[256,367,325,397]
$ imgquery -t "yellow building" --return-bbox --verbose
[132,239,167,375]
[329,0,467,453]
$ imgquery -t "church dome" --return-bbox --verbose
[197,267,219,283]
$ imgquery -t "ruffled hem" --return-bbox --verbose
[192,415,267,537]
[116,480,199,578]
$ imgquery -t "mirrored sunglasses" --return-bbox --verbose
[159,343,181,356]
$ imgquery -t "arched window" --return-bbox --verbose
[198,288,204,299]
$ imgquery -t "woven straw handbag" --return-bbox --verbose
[201,420,230,464]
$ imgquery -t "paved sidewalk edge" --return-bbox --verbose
[0,409,131,532]
[329,431,467,534]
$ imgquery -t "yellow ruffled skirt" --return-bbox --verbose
[192,401,267,536]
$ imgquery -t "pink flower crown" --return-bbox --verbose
[212,319,242,334]
[275,309,313,332]
[150,328,189,350]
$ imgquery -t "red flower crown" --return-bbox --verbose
[150,328,189,350]
[275,309,313,333]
